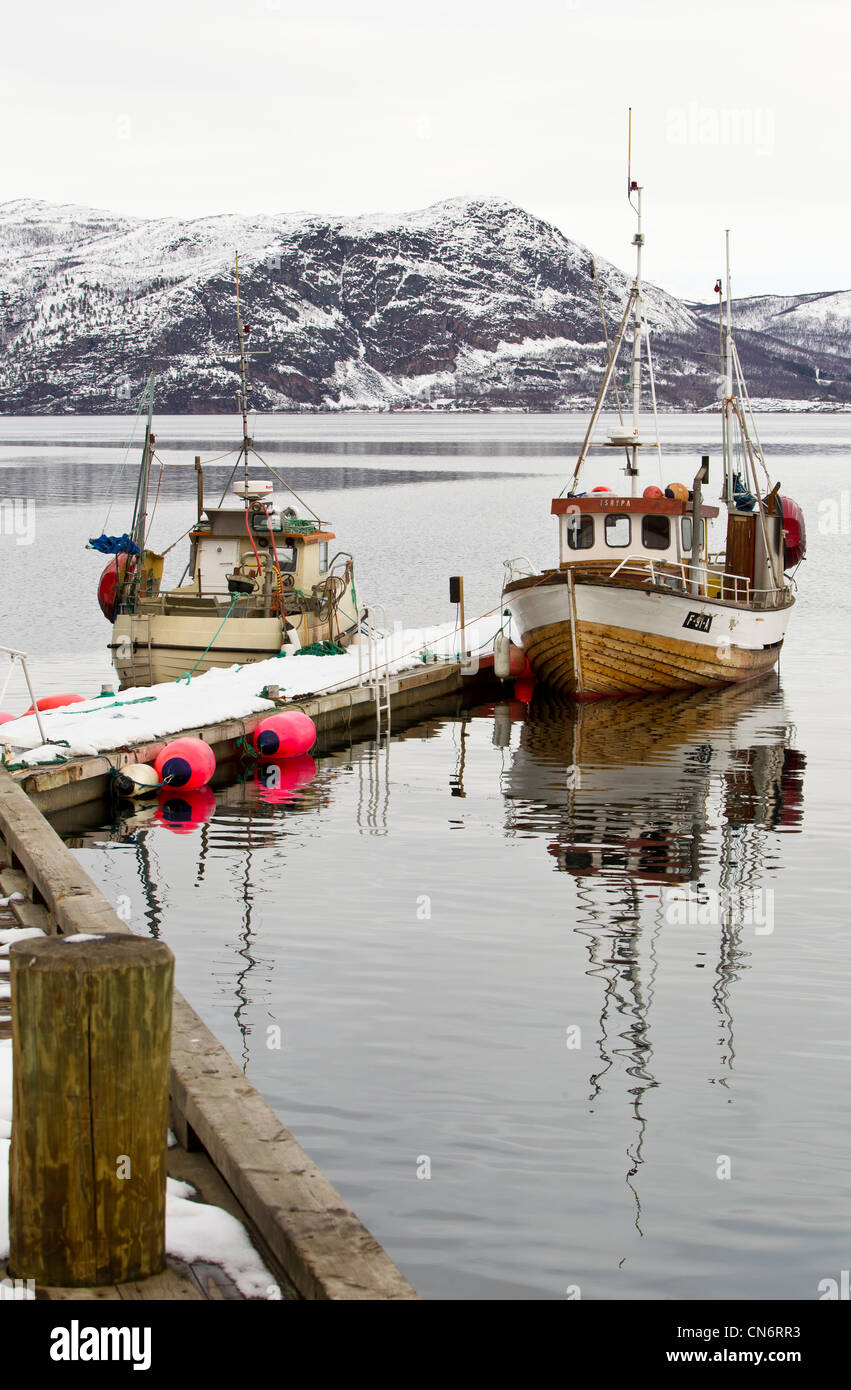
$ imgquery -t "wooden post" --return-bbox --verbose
[449,575,466,659]
[8,934,174,1288]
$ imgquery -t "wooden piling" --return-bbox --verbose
[8,934,174,1288]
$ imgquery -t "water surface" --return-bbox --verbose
[1,412,848,1300]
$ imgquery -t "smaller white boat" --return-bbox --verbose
[92,258,360,689]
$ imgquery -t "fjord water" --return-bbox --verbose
[1,412,849,1300]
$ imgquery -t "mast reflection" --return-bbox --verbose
[500,677,806,1237]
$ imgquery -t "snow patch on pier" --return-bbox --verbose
[0,618,497,760]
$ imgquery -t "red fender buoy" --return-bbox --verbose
[253,710,316,759]
[513,675,536,703]
[253,753,317,803]
[98,553,135,622]
[155,786,216,834]
[23,693,86,715]
[154,736,216,790]
[780,496,806,569]
[643,485,664,498]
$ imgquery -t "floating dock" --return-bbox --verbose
[11,659,468,815]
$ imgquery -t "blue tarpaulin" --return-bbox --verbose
[88,534,141,555]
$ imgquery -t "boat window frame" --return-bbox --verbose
[251,511,283,534]
[681,516,706,551]
[641,513,671,551]
[319,541,329,572]
[565,514,595,551]
[604,513,631,548]
[277,544,298,574]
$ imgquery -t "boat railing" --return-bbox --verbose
[608,556,755,603]
[503,556,537,585]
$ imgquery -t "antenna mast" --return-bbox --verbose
[235,252,251,499]
[626,108,643,495]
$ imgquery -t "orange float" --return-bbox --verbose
[665,482,689,502]
[24,693,85,714]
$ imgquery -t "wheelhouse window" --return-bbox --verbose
[319,541,329,571]
[604,514,631,548]
[277,544,297,573]
[251,511,282,534]
[681,516,706,551]
[566,514,595,550]
[642,514,671,550]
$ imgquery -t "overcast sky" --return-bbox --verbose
[3,0,847,300]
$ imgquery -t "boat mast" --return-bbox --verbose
[235,252,251,501]
[131,375,155,554]
[723,230,734,506]
[626,109,643,496]
[723,238,783,593]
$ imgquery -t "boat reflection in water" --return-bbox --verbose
[501,677,804,883]
[497,676,806,1232]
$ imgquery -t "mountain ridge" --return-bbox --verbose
[1,197,848,414]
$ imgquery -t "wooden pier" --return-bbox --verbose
[0,764,419,1301]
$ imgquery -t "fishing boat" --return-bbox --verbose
[500,155,806,700]
[91,258,360,689]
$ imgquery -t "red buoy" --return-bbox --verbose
[780,496,806,569]
[98,554,135,622]
[643,485,664,498]
[253,754,317,803]
[155,786,216,834]
[513,675,536,703]
[154,736,216,790]
[23,693,86,715]
[253,710,316,759]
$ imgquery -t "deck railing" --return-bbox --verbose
[607,556,790,608]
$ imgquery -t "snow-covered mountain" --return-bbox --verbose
[0,197,848,413]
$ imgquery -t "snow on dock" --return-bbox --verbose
[0,620,493,764]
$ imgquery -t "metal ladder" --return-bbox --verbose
[358,604,392,739]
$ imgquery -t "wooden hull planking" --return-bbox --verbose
[506,575,792,699]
